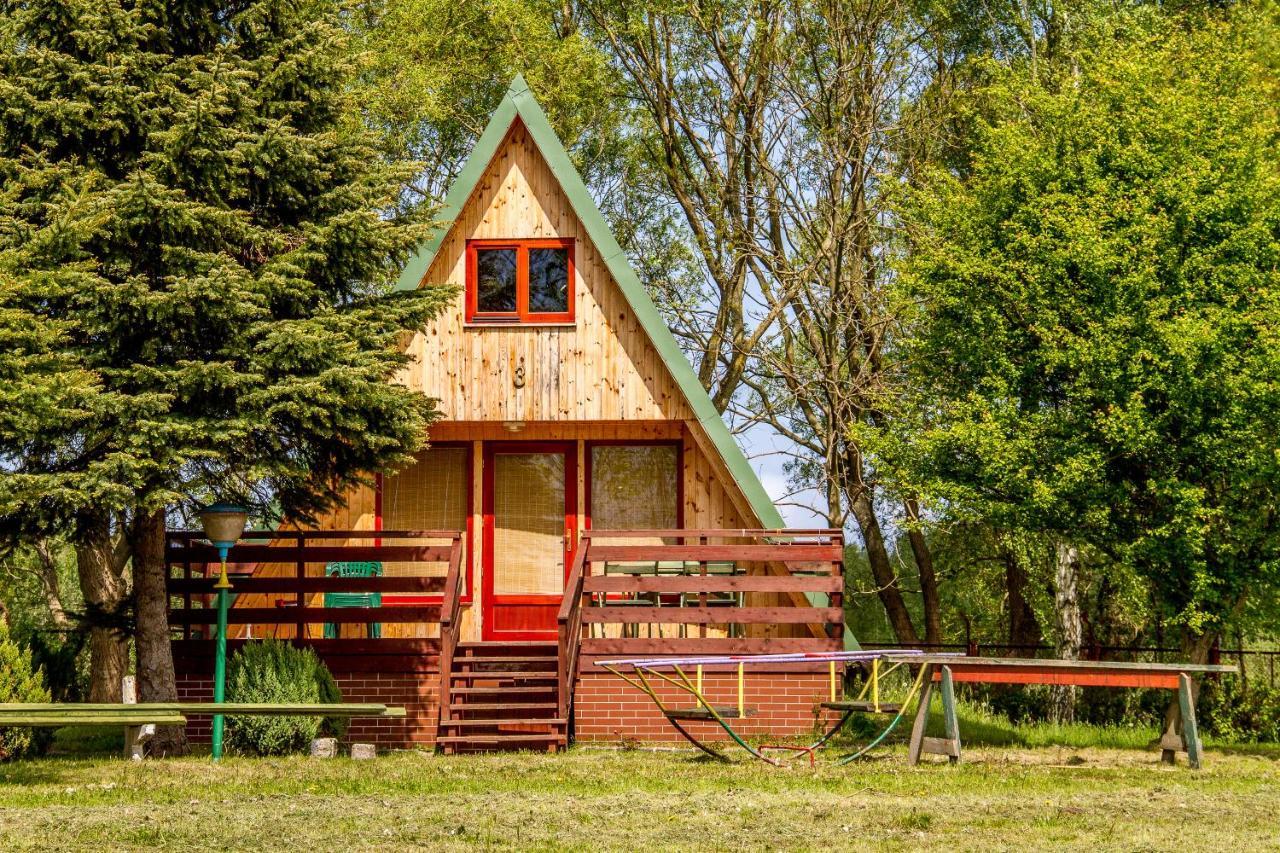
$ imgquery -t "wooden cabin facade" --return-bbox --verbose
[169,77,850,751]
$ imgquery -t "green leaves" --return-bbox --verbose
[891,6,1280,633]
[0,0,450,533]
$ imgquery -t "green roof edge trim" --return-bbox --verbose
[395,74,783,530]
[395,75,855,648]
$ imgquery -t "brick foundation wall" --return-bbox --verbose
[176,673,440,749]
[572,670,839,743]
[176,667,839,749]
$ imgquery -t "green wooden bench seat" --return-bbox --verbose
[0,703,405,719]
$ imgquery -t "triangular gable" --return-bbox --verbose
[396,74,784,529]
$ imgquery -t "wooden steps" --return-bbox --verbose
[438,641,566,754]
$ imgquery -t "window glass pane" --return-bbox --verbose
[528,247,569,313]
[590,445,678,530]
[381,447,468,590]
[476,248,517,313]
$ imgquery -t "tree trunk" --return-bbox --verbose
[74,518,129,703]
[847,490,920,645]
[131,508,187,755]
[903,498,942,645]
[1002,544,1042,654]
[1161,628,1219,739]
[1050,541,1082,723]
[33,539,72,629]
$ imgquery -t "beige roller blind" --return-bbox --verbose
[493,452,566,596]
[590,445,678,534]
[381,447,468,582]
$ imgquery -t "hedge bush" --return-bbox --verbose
[225,640,345,756]
[1201,676,1280,743]
[0,621,52,760]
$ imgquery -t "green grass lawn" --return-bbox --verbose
[0,715,1276,851]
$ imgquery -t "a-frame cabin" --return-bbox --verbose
[168,76,849,752]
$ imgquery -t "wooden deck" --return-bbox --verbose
[167,527,848,751]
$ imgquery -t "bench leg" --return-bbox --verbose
[121,676,159,760]
[907,664,934,766]
[1179,673,1203,770]
[910,664,962,765]
[1159,674,1204,769]
[940,665,961,764]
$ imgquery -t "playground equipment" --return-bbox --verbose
[597,650,938,765]
[598,651,1237,768]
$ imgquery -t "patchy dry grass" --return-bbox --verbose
[0,737,1275,851]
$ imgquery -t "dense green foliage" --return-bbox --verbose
[0,622,51,760]
[881,5,1280,653]
[225,640,344,756]
[0,0,452,533]
[353,0,618,200]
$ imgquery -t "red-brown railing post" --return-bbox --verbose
[557,537,589,726]
[436,533,465,729]
[294,532,305,641]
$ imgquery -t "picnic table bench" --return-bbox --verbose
[0,702,406,759]
[884,655,1238,770]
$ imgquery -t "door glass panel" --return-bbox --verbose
[476,248,517,313]
[493,452,565,595]
[528,247,569,312]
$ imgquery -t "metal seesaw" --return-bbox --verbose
[596,650,947,765]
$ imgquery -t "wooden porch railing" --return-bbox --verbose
[557,529,846,708]
[556,542,589,723]
[166,529,464,673]
[436,533,467,729]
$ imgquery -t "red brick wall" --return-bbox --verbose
[176,674,439,749]
[572,670,839,743]
[176,668,838,749]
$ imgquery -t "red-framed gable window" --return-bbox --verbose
[465,238,575,324]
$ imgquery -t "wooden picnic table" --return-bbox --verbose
[879,655,1238,770]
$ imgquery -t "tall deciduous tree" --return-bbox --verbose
[892,6,1280,671]
[353,0,618,202]
[579,0,951,643]
[0,0,451,751]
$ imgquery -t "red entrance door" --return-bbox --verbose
[481,442,576,640]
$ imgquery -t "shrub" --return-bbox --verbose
[1201,677,1280,743]
[225,640,344,756]
[0,621,53,760]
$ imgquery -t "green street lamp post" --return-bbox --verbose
[199,503,249,762]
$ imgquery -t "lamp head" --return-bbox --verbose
[199,503,250,550]
[199,502,249,548]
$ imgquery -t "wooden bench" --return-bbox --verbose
[0,701,406,759]
[884,656,1238,770]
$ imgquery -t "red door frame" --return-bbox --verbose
[481,441,577,641]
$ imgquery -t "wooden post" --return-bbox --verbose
[295,532,305,641]
[1179,673,1203,770]
[940,665,961,764]
[121,676,153,760]
[907,663,934,766]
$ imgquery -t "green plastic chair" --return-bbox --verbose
[323,561,383,639]
[697,561,744,638]
[598,562,660,638]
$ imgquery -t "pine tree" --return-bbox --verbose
[0,0,450,751]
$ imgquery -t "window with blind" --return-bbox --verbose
[379,446,470,598]
[588,444,680,531]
